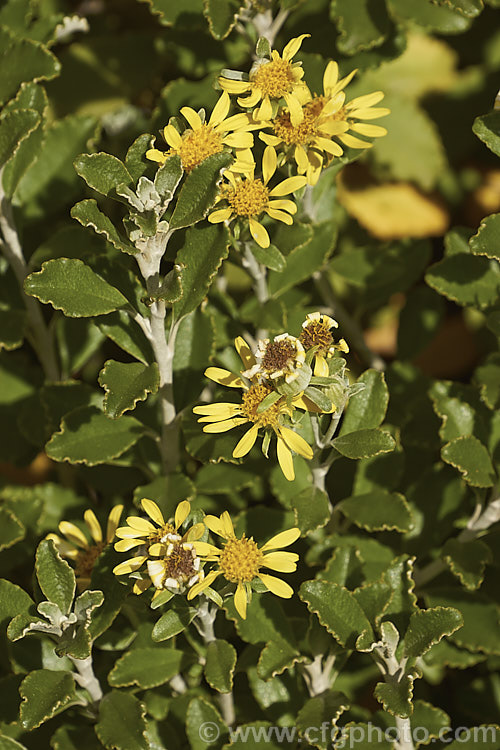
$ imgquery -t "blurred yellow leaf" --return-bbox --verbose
[337,168,449,240]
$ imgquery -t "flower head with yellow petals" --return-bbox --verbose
[47,505,123,590]
[146,91,255,173]
[244,333,306,383]
[299,312,349,377]
[219,35,311,126]
[188,511,300,618]
[208,146,307,248]
[321,61,390,150]
[113,499,204,595]
[193,337,314,481]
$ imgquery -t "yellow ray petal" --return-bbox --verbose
[163,124,182,148]
[187,570,221,599]
[106,505,124,542]
[208,91,230,127]
[58,521,88,549]
[294,144,309,173]
[262,145,277,186]
[113,556,147,575]
[277,437,294,481]
[202,417,248,433]
[350,123,387,138]
[329,69,357,96]
[114,538,144,552]
[141,498,165,527]
[195,404,242,420]
[192,541,221,556]
[220,78,251,94]
[268,176,307,197]
[248,218,270,248]
[126,516,156,532]
[314,355,330,377]
[232,424,259,458]
[147,559,166,588]
[256,95,273,121]
[279,426,314,459]
[282,33,310,61]
[220,510,235,539]
[346,91,385,110]
[223,132,254,148]
[186,523,205,542]
[133,578,152,595]
[258,573,294,598]
[261,551,299,572]
[323,60,339,94]
[261,527,301,551]
[235,336,256,370]
[284,93,304,127]
[268,198,297,214]
[266,208,293,225]
[175,500,191,530]
[234,581,248,618]
[204,514,227,537]
[84,510,103,544]
[204,367,244,387]
[260,132,282,146]
[115,527,147,539]
[208,208,233,224]
[145,148,166,164]
[148,543,165,557]
[314,137,343,156]
[180,106,202,130]
[353,107,391,120]
[339,133,371,149]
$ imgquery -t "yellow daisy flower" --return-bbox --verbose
[219,34,311,126]
[208,146,307,248]
[147,539,203,600]
[321,61,390,149]
[299,312,349,377]
[113,499,203,594]
[47,505,123,590]
[260,67,350,185]
[244,333,306,383]
[146,91,255,173]
[188,511,300,618]
[193,337,313,481]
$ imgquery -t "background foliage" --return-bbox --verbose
[1,0,500,749]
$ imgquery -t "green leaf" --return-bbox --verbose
[332,0,390,55]
[151,605,198,641]
[397,286,445,360]
[441,435,496,487]
[470,212,500,261]
[74,152,133,197]
[426,589,500,654]
[425,254,500,309]
[251,242,286,272]
[387,0,472,32]
[0,107,40,168]
[0,506,24,551]
[0,579,33,630]
[88,546,130,640]
[340,370,389,435]
[108,647,184,689]
[0,737,29,749]
[24,259,129,317]
[124,134,154,182]
[268,221,336,297]
[332,428,395,459]
[411,700,451,742]
[291,486,330,534]
[19,670,76,731]
[46,406,145,465]
[0,309,26,351]
[300,580,373,649]
[297,692,350,748]
[96,311,153,365]
[353,581,393,627]
[433,0,483,16]
[205,639,237,693]
[342,723,392,748]
[381,556,418,634]
[186,697,227,750]
[173,223,229,318]
[473,110,500,156]
[204,0,243,39]
[95,691,148,750]
[170,151,232,229]
[442,539,492,590]
[475,353,500,410]
[374,674,415,718]
[0,31,60,106]
[338,491,414,533]
[404,606,463,658]
[71,199,137,255]
[144,0,204,27]
[99,360,159,419]
[257,636,303,680]
[35,539,76,615]
[154,153,183,200]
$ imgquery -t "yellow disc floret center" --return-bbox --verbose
[252,59,296,98]
[219,536,263,583]
[241,384,282,427]
[300,321,333,354]
[273,96,326,145]
[175,125,224,172]
[225,178,269,217]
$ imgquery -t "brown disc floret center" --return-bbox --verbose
[300,321,334,354]
[262,339,298,370]
[163,542,197,583]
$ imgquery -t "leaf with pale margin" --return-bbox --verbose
[74,152,133,197]
[205,639,237,693]
[473,110,500,157]
[470,212,500,261]
[338,491,414,533]
[332,429,395,459]
[46,405,145,466]
[108,647,184,689]
[24,259,129,317]
[441,435,496,487]
[71,199,137,255]
[0,108,40,167]
[300,580,373,650]
[95,691,148,750]
[170,151,232,229]
[99,360,159,419]
[403,606,463,658]
[340,370,388,434]
[19,670,76,731]
[35,539,75,615]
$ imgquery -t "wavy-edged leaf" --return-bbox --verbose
[441,435,496,487]
[108,647,184,689]
[71,199,137,255]
[374,673,416,718]
[403,606,463,658]
[95,691,148,750]
[340,370,389,435]
[0,30,60,106]
[19,670,76,731]
[473,110,500,156]
[35,539,75,614]
[0,506,24,551]
[338,491,414,533]
[0,108,40,168]
[205,639,237,693]
[442,538,492,590]
[332,428,395,459]
[25,259,128,317]
[99,360,159,418]
[74,152,133,197]
[300,580,373,650]
[170,151,232,229]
